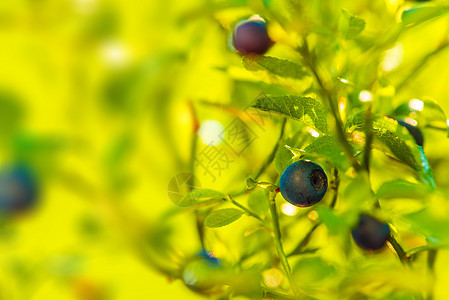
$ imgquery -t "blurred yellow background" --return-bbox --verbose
[2,0,449,299]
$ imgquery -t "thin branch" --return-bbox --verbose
[298,41,361,172]
[396,40,449,94]
[387,235,410,265]
[187,100,205,247]
[228,195,271,230]
[269,190,295,294]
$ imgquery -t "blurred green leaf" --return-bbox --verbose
[340,9,365,39]
[292,256,336,292]
[274,144,294,174]
[205,208,244,228]
[242,56,309,80]
[315,206,347,235]
[401,6,449,27]
[248,190,268,217]
[0,91,24,136]
[403,207,449,243]
[178,189,227,207]
[376,180,432,199]
[251,95,329,134]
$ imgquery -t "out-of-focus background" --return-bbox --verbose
[2,0,449,299]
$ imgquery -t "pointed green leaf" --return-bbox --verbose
[242,56,309,80]
[251,95,329,134]
[346,114,422,171]
[205,208,244,228]
[401,6,449,27]
[274,144,295,174]
[177,189,226,207]
[340,9,365,39]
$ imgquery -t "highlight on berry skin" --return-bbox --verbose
[231,16,273,55]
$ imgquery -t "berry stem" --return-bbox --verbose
[268,190,295,294]
[387,234,410,265]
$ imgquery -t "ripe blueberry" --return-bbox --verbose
[397,120,423,147]
[351,215,390,251]
[232,19,272,55]
[0,164,38,213]
[279,160,328,207]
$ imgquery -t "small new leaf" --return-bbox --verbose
[205,208,245,228]
[252,95,329,134]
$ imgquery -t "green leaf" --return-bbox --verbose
[340,9,366,39]
[403,207,449,243]
[177,189,226,207]
[274,144,294,174]
[373,122,420,170]
[392,99,448,136]
[248,190,269,217]
[303,136,348,168]
[346,114,422,171]
[205,208,244,228]
[251,95,329,134]
[242,56,309,80]
[401,6,449,27]
[376,180,432,199]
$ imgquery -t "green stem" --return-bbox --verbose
[287,223,320,257]
[427,250,438,300]
[228,195,271,230]
[254,117,287,179]
[330,168,340,208]
[187,101,205,248]
[396,39,449,94]
[387,235,410,265]
[362,106,374,173]
[298,42,361,172]
[268,190,294,293]
[230,117,287,198]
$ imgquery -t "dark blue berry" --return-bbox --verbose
[232,20,272,55]
[351,215,390,251]
[397,120,424,146]
[0,164,38,213]
[279,160,328,207]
